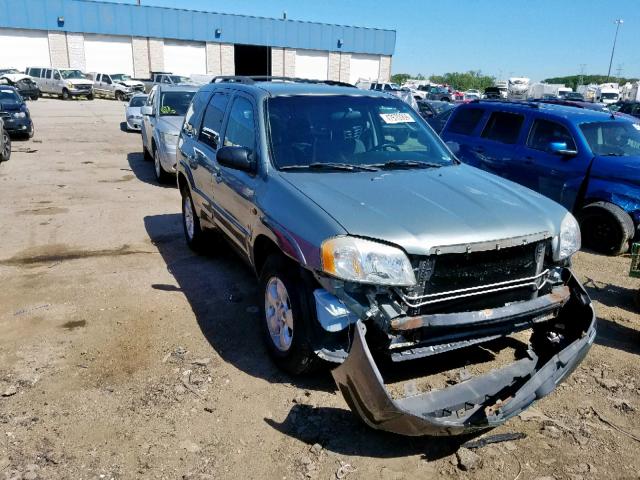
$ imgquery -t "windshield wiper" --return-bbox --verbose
[280,162,379,172]
[371,160,444,169]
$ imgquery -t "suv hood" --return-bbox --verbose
[282,164,566,255]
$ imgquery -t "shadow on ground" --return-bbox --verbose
[144,213,335,393]
[144,213,521,459]
[128,152,175,188]
[583,278,640,355]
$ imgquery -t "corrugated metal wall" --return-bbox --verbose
[0,0,396,55]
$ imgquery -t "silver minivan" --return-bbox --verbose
[26,67,94,100]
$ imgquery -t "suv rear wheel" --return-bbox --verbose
[259,255,322,375]
[181,188,206,251]
[579,201,634,255]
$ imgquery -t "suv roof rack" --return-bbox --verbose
[469,98,540,109]
[211,76,355,88]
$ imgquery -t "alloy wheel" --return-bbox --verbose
[264,277,294,352]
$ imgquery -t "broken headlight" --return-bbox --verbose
[555,212,581,261]
[321,236,416,286]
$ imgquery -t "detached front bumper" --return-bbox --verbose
[331,270,596,436]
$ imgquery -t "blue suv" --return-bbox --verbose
[442,100,640,255]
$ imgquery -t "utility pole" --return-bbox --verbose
[606,19,623,82]
[578,63,586,88]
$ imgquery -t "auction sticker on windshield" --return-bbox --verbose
[379,113,415,124]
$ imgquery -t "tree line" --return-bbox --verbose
[391,71,495,91]
[542,75,639,90]
[390,72,640,92]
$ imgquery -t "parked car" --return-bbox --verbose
[614,101,640,120]
[88,72,144,101]
[176,76,595,436]
[483,87,503,99]
[141,84,197,182]
[417,100,456,133]
[136,72,192,93]
[0,74,40,100]
[124,94,148,131]
[442,100,640,255]
[0,86,34,138]
[426,85,452,102]
[0,115,10,163]
[564,92,584,101]
[26,67,93,100]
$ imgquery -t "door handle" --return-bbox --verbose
[523,156,534,165]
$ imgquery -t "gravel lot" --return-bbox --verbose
[1,98,639,480]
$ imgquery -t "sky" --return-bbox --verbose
[97,0,640,81]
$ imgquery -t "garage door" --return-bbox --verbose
[84,34,134,76]
[349,54,381,84]
[164,40,206,76]
[295,50,328,80]
[0,28,50,71]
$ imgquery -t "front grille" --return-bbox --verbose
[75,85,91,91]
[403,240,548,315]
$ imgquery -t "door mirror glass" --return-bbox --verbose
[216,146,255,172]
[141,105,153,116]
[446,140,460,154]
[549,141,578,156]
[54,72,61,80]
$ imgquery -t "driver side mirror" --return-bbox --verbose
[217,146,255,173]
[549,142,578,157]
[54,73,61,80]
[141,105,153,116]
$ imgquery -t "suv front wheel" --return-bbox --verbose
[579,201,634,255]
[259,255,322,375]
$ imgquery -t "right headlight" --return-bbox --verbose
[321,236,416,286]
[555,212,581,261]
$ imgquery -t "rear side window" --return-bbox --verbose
[183,90,209,137]
[481,111,524,144]
[223,97,256,151]
[29,68,41,78]
[199,92,229,149]
[447,108,484,135]
[527,119,576,152]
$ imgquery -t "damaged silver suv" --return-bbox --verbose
[176,76,596,436]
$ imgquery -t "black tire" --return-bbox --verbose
[24,123,34,140]
[181,187,206,251]
[259,255,322,375]
[153,148,172,184]
[31,94,38,101]
[115,91,124,102]
[87,94,94,100]
[62,88,70,100]
[143,141,153,161]
[0,129,10,162]
[578,201,634,255]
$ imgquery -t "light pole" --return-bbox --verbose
[606,19,623,82]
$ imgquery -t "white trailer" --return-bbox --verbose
[528,82,565,99]
[596,83,620,104]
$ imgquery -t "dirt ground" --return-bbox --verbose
[1,99,639,480]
